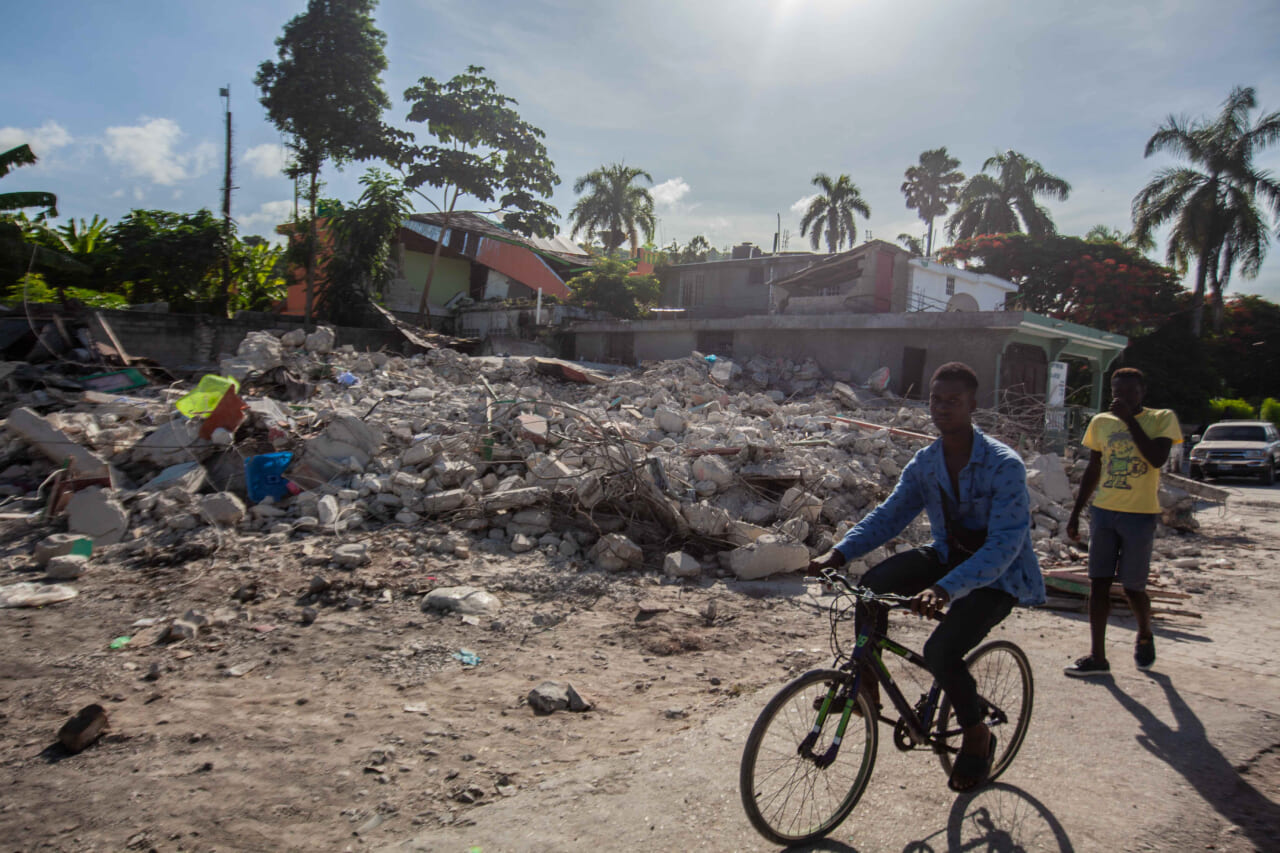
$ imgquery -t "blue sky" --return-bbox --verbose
[5,0,1280,300]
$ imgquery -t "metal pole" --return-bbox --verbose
[221,85,233,314]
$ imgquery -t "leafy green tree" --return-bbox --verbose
[677,234,711,264]
[901,147,964,256]
[569,163,655,256]
[229,239,289,313]
[1,143,68,286]
[1132,86,1280,336]
[896,233,924,255]
[399,65,559,324]
[256,0,394,323]
[103,209,227,308]
[566,255,660,319]
[947,150,1070,240]
[799,173,871,253]
[322,169,412,323]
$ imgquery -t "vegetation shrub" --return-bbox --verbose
[1260,397,1280,427]
[1209,398,1256,421]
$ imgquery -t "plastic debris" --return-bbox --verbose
[452,648,482,667]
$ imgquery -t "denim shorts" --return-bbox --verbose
[1087,506,1158,590]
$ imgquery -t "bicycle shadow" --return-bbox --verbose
[1105,672,1280,849]
[898,783,1074,853]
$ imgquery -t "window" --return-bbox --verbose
[817,285,841,297]
[945,276,956,296]
[680,272,706,307]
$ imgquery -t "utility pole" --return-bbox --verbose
[220,85,234,315]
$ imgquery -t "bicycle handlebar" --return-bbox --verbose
[804,567,945,621]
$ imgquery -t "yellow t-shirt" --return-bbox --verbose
[1082,408,1182,514]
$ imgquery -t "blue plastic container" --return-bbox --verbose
[245,452,294,503]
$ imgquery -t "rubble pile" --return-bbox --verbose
[0,329,1200,603]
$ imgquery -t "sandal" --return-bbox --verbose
[948,732,996,793]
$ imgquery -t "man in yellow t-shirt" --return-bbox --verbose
[1063,367,1182,678]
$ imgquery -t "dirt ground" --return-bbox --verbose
[1,482,1278,853]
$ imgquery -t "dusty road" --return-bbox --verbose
[1,486,1277,852]
[386,486,1280,853]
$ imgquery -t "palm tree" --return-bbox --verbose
[947,151,1070,240]
[896,233,924,255]
[901,148,964,256]
[1085,223,1158,255]
[799,173,871,253]
[1,144,58,216]
[569,163,655,255]
[1132,86,1280,335]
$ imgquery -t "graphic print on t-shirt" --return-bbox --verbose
[1101,428,1149,490]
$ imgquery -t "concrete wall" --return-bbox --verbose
[98,309,407,370]
[386,252,470,313]
[660,255,819,317]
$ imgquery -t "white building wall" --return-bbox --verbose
[907,260,1018,312]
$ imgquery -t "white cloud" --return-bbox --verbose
[790,194,818,217]
[0,121,73,158]
[243,143,293,179]
[102,117,215,186]
[652,177,691,208]
[239,200,295,234]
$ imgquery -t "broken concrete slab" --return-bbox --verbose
[0,581,79,608]
[1028,454,1073,504]
[45,554,89,580]
[200,492,246,526]
[33,533,88,567]
[779,487,823,523]
[663,551,701,579]
[590,533,644,572]
[654,407,687,434]
[423,586,502,617]
[479,487,548,512]
[66,487,129,545]
[682,501,732,537]
[141,461,207,493]
[305,325,336,354]
[332,543,370,568]
[691,454,734,489]
[422,489,473,514]
[727,534,809,580]
[4,407,110,478]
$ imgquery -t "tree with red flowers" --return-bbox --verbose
[937,232,1185,335]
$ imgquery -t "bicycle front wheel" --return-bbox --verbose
[739,669,879,845]
[936,640,1034,781]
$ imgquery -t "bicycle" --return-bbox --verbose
[739,566,1035,845]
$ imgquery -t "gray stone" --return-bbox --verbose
[317,495,340,526]
[422,489,473,514]
[304,325,336,354]
[691,454,734,489]
[779,487,822,523]
[167,513,199,531]
[510,533,536,553]
[682,501,731,536]
[332,543,370,568]
[281,328,306,348]
[423,586,502,616]
[66,487,129,545]
[141,461,207,493]
[527,681,592,715]
[590,533,643,572]
[654,407,687,434]
[480,487,548,511]
[45,554,89,580]
[1028,454,1073,504]
[727,534,810,580]
[200,492,246,525]
[663,551,701,579]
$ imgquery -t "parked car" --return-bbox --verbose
[1187,420,1280,485]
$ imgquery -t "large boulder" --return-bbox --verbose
[590,534,643,572]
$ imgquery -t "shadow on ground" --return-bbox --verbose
[1107,672,1280,849]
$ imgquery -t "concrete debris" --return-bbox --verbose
[33,533,86,567]
[663,551,701,579]
[423,586,502,617]
[66,486,129,545]
[58,704,109,754]
[590,533,643,572]
[46,553,90,579]
[0,581,79,608]
[0,339,1180,599]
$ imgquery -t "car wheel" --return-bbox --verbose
[1262,463,1276,486]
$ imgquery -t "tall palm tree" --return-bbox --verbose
[1,144,58,216]
[569,163,655,255]
[896,233,924,255]
[947,151,1070,240]
[1132,86,1280,335]
[799,173,871,253]
[901,147,964,256]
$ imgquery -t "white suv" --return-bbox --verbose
[1188,420,1280,485]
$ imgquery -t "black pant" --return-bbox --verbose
[855,547,1016,727]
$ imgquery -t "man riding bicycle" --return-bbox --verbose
[809,362,1045,792]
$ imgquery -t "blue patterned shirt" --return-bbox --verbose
[834,426,1046,606]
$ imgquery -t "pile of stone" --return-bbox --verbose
[0,329,1192,594]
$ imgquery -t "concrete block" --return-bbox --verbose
[422,489,473,514]
[590,533,643,572]
[728,534,809,580]
[663,551,701,579]
[4,407,110,477]
[46,554,90,580]
[66,487,129,545]
[779,487,823,523]
[141,461,207,493]
[682,501,731,536]
[480,487,548,511]
[1028,454,1072,504]
[33,533,86,567]
[200,492,246,525]
[305,326,336,354]
[654,407,687,434]
[691,454,734,489]
[332,543,370,568]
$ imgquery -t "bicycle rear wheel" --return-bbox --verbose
[739,668,879,845]
[936,640,1033,781]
